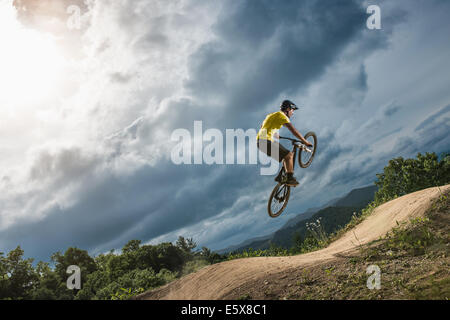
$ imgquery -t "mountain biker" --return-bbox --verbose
[257,100,313,186]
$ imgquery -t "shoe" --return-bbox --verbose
[285,176,299,187]
[274,172,283,183]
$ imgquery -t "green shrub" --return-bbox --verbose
[181,259,210,277]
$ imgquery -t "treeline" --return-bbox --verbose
[374,152,449,203]
[0,237,225,300]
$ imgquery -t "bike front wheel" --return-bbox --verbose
[298,131,317,168]
[268,183,291,218]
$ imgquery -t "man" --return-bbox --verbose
[257,100,312,186]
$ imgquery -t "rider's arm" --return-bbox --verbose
[284,123,312,146]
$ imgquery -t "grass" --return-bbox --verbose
[180,258,211,277]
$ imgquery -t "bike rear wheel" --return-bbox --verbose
[268,183,291,218]
[298,131,317,168]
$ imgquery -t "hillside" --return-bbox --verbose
[221,185,377,253]
[135,184,449,300]
[271,206,362,248]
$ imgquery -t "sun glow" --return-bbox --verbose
[0,2,65,108]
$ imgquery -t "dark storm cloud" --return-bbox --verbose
[395,104,450,156]
[1,0,411,261]
[300,129,378,193]
[377,127,403,141]
[383,103,402,117]
[331,103,450,194]
[76,1,386,256]
[0,161,263,261]
[357,64,368,92]
[359,101,403,134]
[185,0,376,128]
[415,104,450,132]
[302,130,356,181]
[321,108,448,191]
[29,147,100,184]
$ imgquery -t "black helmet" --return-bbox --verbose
[280,100,299,110]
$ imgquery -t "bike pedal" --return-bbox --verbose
[285,182,299,187]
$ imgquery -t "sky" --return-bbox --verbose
[0,0,449,262]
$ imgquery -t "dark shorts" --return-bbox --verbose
[257,139,290,162]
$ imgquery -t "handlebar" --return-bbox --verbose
[279,136,313,152]
[279,136,302,144]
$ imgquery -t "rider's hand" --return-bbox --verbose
[305,141,313,147]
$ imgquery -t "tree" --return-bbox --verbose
[122,240,142,254]
[374,152,450,203]
[29,262,66,300]
[200,247,211,258]
[176,236,197,253]
[155,242,185,271]
[51,247,98,299]
[95,268,176,300]
[75,270,110,300]
[0,246,38,299]
[199,247,224,264]
[134,245,160,271]
[104,253,132,280]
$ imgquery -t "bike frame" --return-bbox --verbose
[278,136,309,175]
[268,133,316,217]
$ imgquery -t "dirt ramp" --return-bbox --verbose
[135,185,449,300]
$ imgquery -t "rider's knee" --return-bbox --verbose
[284,152,294,160]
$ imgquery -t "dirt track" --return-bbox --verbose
[135,185,450,300]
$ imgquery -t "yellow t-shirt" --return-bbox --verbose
[256,111,290,141]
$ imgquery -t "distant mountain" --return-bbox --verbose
[216,234,273,255]
[279,195,341,230]
[333,185,378,207]
[218,185,377,254]
[278,207,318,231]
[268,205,362,249]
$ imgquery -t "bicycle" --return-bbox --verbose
[267,132,317,218]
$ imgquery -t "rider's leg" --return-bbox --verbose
[276,152,293,182]
[283,152,299,186]
[283,152,294,173]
